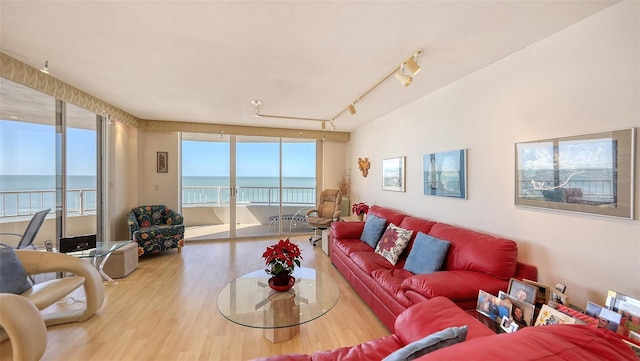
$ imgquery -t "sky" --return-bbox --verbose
[0,120,96,175]
[1,119,316,177]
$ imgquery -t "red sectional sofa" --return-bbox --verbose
[253,296,638,361]
[329,205,538,331]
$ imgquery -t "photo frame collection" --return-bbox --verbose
[372,128,636,219]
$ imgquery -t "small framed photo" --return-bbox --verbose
[522,279,551,306]
[382,157,406,192]
[534,304,577,326]
[605,290,640,337]
[550,289,570,306]
[586,301,622,332]
[507,278,537,305]
[499,291,535,328]
[157,151,168,173]
[500,315,519,333]
[476,290,512,323]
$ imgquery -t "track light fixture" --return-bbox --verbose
[404,57,421,76]
[40,60,49,74]
[348,104,357,115]
[333,49,422,118]
[250,49,423,131]
[395,65,412,87]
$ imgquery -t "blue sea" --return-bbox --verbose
[0,175,316,216]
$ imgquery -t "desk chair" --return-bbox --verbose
[306,189,342,246]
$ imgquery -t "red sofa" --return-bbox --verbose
[252,296,638,361]
[330,205,538,331]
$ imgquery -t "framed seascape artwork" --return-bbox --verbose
[515,128,635,219]
[382,157,406,192]
[157,151,168,173]
[423,149,467,199]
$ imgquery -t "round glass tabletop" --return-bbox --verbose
[217,267,340,329]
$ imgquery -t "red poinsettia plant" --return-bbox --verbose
[262,238,303,276]
[352,202,370,216]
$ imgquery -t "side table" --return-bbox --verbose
[321,230,330,256]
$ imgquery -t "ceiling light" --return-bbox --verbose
[404,58,421,76]
[40,60,49,74]
[395,65,412,87]
[348,104,356,115]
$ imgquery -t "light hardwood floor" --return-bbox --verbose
[0,236,389,361]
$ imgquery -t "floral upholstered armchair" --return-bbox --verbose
[127,205,185,257]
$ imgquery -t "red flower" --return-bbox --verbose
[262,238,303,276]
[352,202,369,215]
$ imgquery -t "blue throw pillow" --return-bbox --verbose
[360,214,387,248]
[404,232,450,274]
[0,246,32,294]
[383,325,468,361]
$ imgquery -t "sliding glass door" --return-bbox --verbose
[181,133,315,240]
[0,78,106,248]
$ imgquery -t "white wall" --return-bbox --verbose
[323,140,348,193]
[111,121,139,240]
[139,130,181,210]
[349,1,640,308]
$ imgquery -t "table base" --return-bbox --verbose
[263,290,300,343]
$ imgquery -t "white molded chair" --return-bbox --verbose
[0,293,47,361]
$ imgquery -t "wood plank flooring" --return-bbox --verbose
[0,236,389,361]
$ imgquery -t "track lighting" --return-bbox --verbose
[404,58,421,76]
[249,49,422,130]
[40,60,49,74]
[395,65,412,87]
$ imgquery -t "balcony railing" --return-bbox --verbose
[1,186,316,218]
[0,189,96,218]
[182,186,316,206]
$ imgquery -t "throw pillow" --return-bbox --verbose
[374,223,414,265]
[383,325,468,361]
[360,214,387,248]
[404,232,450,274]
[0,246,32,294]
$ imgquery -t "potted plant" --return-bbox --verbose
[351,202,369,221]
[262,238,303,291]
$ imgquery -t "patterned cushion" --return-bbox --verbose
[375,224,414,265]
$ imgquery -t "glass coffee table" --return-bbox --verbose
[217,267,340,343]
[43,240,134,283]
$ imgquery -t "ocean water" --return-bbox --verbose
[0,175,316,191]
[0,175,316,215]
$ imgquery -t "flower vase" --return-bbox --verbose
[357,213,364,221]
[269,271,295,292]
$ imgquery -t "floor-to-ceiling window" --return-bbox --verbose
[181,133,316,240]
[0,78,105,247]
[65,103,98,237]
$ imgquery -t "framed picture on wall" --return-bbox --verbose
[382,157,406,192]
[423,149,467,199]
[157,151,168,173]
[514,128,635,219]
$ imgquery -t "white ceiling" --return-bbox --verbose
[0,1,618,132]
